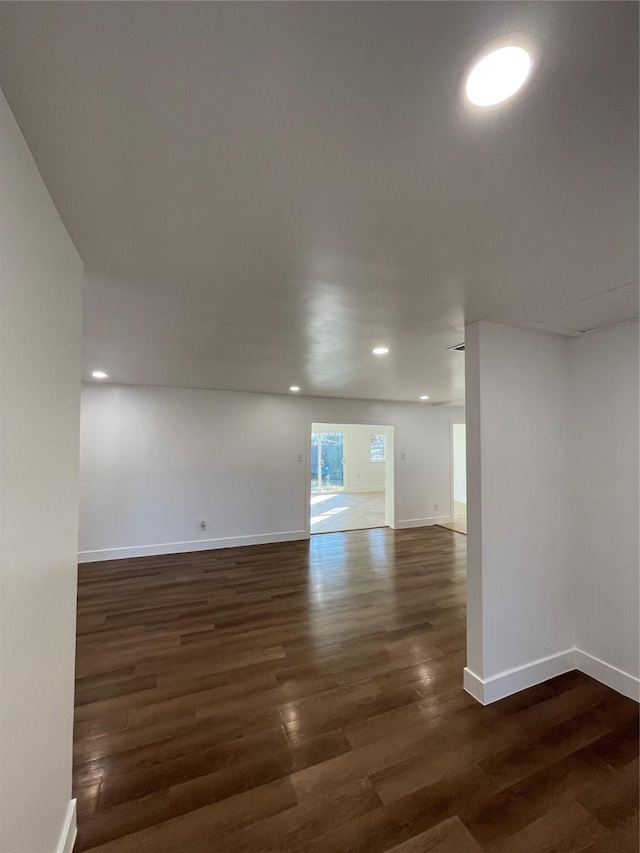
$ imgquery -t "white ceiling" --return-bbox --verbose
[0,2,637,403]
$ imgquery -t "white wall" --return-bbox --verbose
[569,321,639,683]
[464,322,571,688]
[0,92,83,853]
[311,422,387,493]
[465,319,639,704]
[452,423,466,503]
[79,385,463,560]
[345,423,387,492]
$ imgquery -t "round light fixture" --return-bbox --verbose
[419,395,429,401]
[92,370,108,379]
[289,386,300,392]
[372,347,390,355]
[465,45,531,106]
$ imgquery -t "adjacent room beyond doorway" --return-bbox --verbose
[310,423,390,534]
[441,421,467,534]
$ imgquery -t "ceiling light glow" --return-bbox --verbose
[419,395,429,401]
[372,347,390,355]
[289,385,300,392]
[92,370,108,379]
[465,45,531,106]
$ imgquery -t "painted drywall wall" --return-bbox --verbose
[464,324,484,681]
[465,319,639,704]
[79,385,463,560]
[569,321,639,682]
[311,422,387,493]
[465,321,571,683]
[345,423,387,492]
[0,92,83,853]
[452,422,466,503]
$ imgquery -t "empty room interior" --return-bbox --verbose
[1,3,639,853]
[310,424,392,534]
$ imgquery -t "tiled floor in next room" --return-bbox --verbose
[310,490,385,534]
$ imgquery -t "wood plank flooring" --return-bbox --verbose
[74,526,639,852]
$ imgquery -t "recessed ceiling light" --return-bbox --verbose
[465,45,532,106]
[289,386,300,392]
[372,347,390,355]
[419,395,429,401]
[92,370,108,379]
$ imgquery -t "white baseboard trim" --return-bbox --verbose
[463,667,485,704]
[573,649,640,702]
[345,487,385,494]
[57,799,77,853]
[79,530,308,563]
[394,515,453,529]
[464,647,640,705]
[464,649,576,705]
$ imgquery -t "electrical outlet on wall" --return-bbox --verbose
[200,520,207,530]
[433,504,438,512]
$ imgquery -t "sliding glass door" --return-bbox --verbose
[310,431,345,493]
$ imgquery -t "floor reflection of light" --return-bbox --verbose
[417,662,436,683]
[279,701,299,723]
[308,535,348,615]
[307,529,399,646]
[310,494,336,506]
[310,506,348,524]
[279,701,302,738]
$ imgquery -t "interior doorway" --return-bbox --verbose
[309,423,393,534]
[442,420,467,534]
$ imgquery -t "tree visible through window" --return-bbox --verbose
[370,434,385,462]
[311,431,345,492]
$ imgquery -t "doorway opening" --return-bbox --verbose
[309,423,393,534]
[442,420,467,534]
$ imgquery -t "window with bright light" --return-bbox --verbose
[370,434,386,462]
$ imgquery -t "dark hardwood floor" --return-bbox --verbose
[74,527,639,852]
